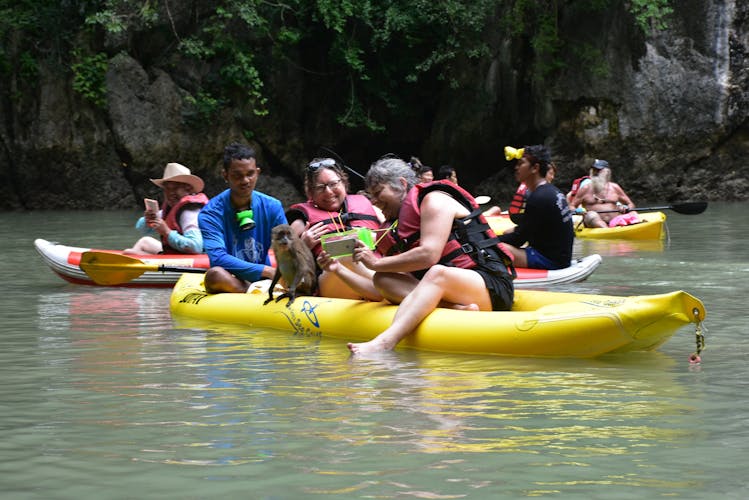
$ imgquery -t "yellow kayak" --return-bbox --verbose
[573,211,667,240]
[488,212,667,240]
[170,273,705,358]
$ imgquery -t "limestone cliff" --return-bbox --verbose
[0,1,746,210]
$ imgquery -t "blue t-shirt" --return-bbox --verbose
[198,189,287,282]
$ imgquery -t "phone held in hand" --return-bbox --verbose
[144,198,159,212]
[320,228,375,259]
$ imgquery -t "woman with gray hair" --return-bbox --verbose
[334,155,515,355]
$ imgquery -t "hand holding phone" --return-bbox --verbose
[321,234,359,259]
[144,198,159,213]
[321,228,375,259]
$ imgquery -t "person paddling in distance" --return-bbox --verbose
[345,156,515,355]
[286,157,384,300]
[498,145,574,269]
[198,143,287,293]
[125,163,208,255]
[568,159,638,228]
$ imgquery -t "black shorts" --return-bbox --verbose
[473,267,514,311]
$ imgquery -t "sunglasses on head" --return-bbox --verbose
[307,158,337,171]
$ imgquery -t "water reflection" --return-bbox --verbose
[576,237,665,257]
[19,208,747,497]
[127,321,696,466]
[21,286,710,496]
[38,288,173,334]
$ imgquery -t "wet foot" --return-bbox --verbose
[347,337,393,355]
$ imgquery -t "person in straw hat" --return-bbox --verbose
[124,162,209,254]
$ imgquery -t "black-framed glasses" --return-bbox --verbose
[312,178,342,193]
[308,158,337,172]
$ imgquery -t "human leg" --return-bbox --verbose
[348,265,491,355]
[204,267,249,294]
[372,271,420,305]
[124,236,162,254]
[583,211,608,228]
[524,247,562,270]
[317,256,383,301]
[497,244,528,268]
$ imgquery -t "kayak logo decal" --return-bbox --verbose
[300,300,320,327]
[180,292,208,305]
[278,299,325,337]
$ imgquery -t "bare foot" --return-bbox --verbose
[347,336,394,355]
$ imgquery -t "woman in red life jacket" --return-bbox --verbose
[125,163,208,254]
[286,158,384,300]
[340,156,514,355]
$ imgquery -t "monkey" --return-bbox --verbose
[264,223,317,307]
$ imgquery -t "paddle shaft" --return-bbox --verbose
[592,201,706,215]
[137,264,206,274]
[319,146,365,179]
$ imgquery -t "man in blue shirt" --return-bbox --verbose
[199,143,287,293]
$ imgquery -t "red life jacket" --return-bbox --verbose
[288,194,381,256]
[508,183,528,215]
[161,193,209,252]
[568,175,590,198]
[378,180,514,279]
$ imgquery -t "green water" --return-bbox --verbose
[1,205,747,498]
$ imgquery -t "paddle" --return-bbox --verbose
[593,201,707,215]
[79,251,206,285]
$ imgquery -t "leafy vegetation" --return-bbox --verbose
[0,0,673,129]
[630,0,673,31]
[71,51,109,108]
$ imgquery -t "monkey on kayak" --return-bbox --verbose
[264,224,317,306]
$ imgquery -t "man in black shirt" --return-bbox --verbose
[498,145,574,269]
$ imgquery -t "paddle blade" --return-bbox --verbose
[79,251,158,285]
[670,201,707,215]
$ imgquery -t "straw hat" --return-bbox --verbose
[150,163,204,193]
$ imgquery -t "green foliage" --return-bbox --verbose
[84,0,158,33]
[183,91,223,126]
[571,43,609,79]
[629,0,673,31]
[18,51,38,81]
[164,0,500,130]
[503,0,671,79]
[176,0,271,120]
[0,0,81,82]
[1,0,674,131]
[71,51,108,108]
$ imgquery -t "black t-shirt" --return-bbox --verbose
[498,183,574,268]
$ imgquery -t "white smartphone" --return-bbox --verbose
[321,234,359,258]
[144,198,159,212]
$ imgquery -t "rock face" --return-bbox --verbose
[0,1,747,210]
[464,0,749,203]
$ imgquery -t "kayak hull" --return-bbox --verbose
[488,212,667,240]
[34,238,210,287]
[170,273,705,358]
[35,238,601,289]
[573,211,667,240]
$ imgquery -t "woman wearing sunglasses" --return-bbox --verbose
[286,158,384,300]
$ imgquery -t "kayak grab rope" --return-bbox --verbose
[689,307,706,364]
